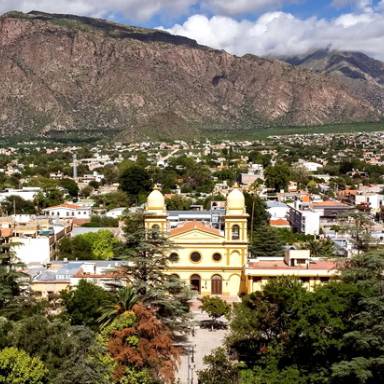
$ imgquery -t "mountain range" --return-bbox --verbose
[0,11,383,140]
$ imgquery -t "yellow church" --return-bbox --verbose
[144,185,249,298]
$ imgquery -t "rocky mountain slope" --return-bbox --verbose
[284,49,384,113]
[0,11,382,139]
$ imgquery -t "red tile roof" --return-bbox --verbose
[312,200,349,208]
[270,218,290,227]
[170,221,221,237]
[247,259,339,271]
[45,203,83,210]
[0,228,12,237]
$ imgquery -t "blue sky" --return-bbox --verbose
[1,0,384,59]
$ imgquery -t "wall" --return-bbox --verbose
[12,237,51,264]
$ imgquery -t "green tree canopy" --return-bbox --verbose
[264,163,291,192]
[61,280,115,330]
[250,226,284,257]
[118,165,152,203]
[0,347,48,384]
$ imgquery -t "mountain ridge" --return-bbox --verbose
[0,11,382,139]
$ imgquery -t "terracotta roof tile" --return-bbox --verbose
[248,259,339,271]
[312,201,349,208]
[45,203,83,210]
[0,228,12,237]
[170,221,221,237]
[270,218,290,226]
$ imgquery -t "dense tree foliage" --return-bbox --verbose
[58,230,120,260]
[250,226,284,257]
[61,280,115,330]
[115,214,191,333]
[119,165,152,203]
[201,251,384,383]
[0,347,48,384]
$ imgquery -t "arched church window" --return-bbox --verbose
[232,224,240,240]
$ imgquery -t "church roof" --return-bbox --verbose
[169,221,221,237]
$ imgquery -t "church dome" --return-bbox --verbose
[146,186,165,211]
[227,187,245,209]
[226,185,246,214]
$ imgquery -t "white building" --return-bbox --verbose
[355,193,384,213]
[43,203,92,219]
[105,207,127,219]
[0,187,42,202]
[266,200,290,219]
[288,205,320,235]
[12,237,51,265]
[298,160,323,172]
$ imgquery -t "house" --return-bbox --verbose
[288,205,320,235]
[0,187,42,202]
[43,203,92,221]
[266,200,290,219]
[244,249,339,292]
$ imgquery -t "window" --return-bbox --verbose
[190,252,201,263]
[232,225,240,240]
[212,253,222,261]
[169,252,179,262]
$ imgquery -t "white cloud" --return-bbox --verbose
[0,0,197,21]
[201,0,296,15]
[163,6,384,60]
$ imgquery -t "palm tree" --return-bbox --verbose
[301,238,336,258]
[98,286,138,329]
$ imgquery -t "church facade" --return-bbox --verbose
[144,186,249,298]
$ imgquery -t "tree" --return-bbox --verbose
[59,178,79,198]
[0,241,23,312]
[301,238,336,258]
[1,196,35,215]
[58,230,120,260]
[341,212,372,252]
[0,347,47,384]
[98,287,138,329]
[61,280,115,330]
[264,163,291,192]
[115,214,191,333]
[198,348,239,384]
[200,296,231,330]
[165,195,192,210]
[244,193,270,232]
[119,165,152,203]
[9,316,112,384]
[103,303,180,384]
[225,250,384,382]
[250,226,284,257]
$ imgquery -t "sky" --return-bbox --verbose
[1,0,384,59]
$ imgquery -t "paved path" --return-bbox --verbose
[175,308,228,384]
